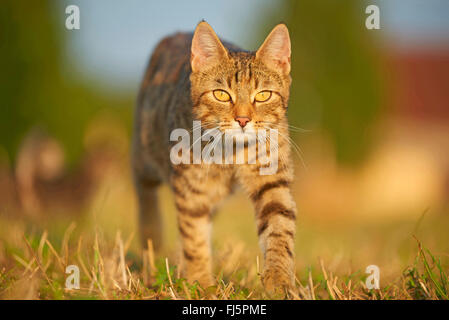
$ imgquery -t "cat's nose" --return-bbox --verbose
[235,117,251,128]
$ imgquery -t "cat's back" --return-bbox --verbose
[133,33,194,181]
[138,32,193,105]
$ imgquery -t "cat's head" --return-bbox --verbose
[190,21,291,134]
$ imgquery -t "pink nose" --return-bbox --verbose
[235,117,251,128]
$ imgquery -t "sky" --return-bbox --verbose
[382,0,449,46]
[60,0,278,92]
[58,0,449,93]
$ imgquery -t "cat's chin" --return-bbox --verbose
[232,132,247,144]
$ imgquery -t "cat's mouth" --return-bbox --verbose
[201,120,260,137]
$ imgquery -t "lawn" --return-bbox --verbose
[1,173,448,300]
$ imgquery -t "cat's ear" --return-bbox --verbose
[191,21,229,72]
[256,24,291,74]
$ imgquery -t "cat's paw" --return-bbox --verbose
[198,276,215,289]
[186,273,215,289]
[262,268,295,298]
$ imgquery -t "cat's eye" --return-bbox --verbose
[255,91,272,102]
[213,90,231,102]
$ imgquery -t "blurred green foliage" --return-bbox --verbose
[259,0,384,165]
[0,1,132,166]
[0,0,384,167]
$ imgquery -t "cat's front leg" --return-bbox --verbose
[242,167,297,295]
[171,168,214,287]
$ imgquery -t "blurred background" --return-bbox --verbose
[1,0,449,288]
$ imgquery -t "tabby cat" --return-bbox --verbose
[132,21,296,294]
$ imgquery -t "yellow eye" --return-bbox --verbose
[213,90,231,102]
[255,91,272,102]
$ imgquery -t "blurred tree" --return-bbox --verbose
[257,0,384,165]
[0,1,132,166]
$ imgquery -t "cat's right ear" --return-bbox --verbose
[256,24,291,74]
[191,21,228,73]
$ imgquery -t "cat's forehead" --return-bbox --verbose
[228,50,254,62]
[226,51,255,71]
[220,51,282,89]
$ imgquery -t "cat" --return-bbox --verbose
[15,128,120,217]
[132,21,296,294]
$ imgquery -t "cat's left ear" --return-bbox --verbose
[191,21,229,73]
[256,24,291,74]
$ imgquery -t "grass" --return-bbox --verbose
[0,178,448,300]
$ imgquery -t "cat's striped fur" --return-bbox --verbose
[132,22,296,294]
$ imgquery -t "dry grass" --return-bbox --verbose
[0,177,448,300]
